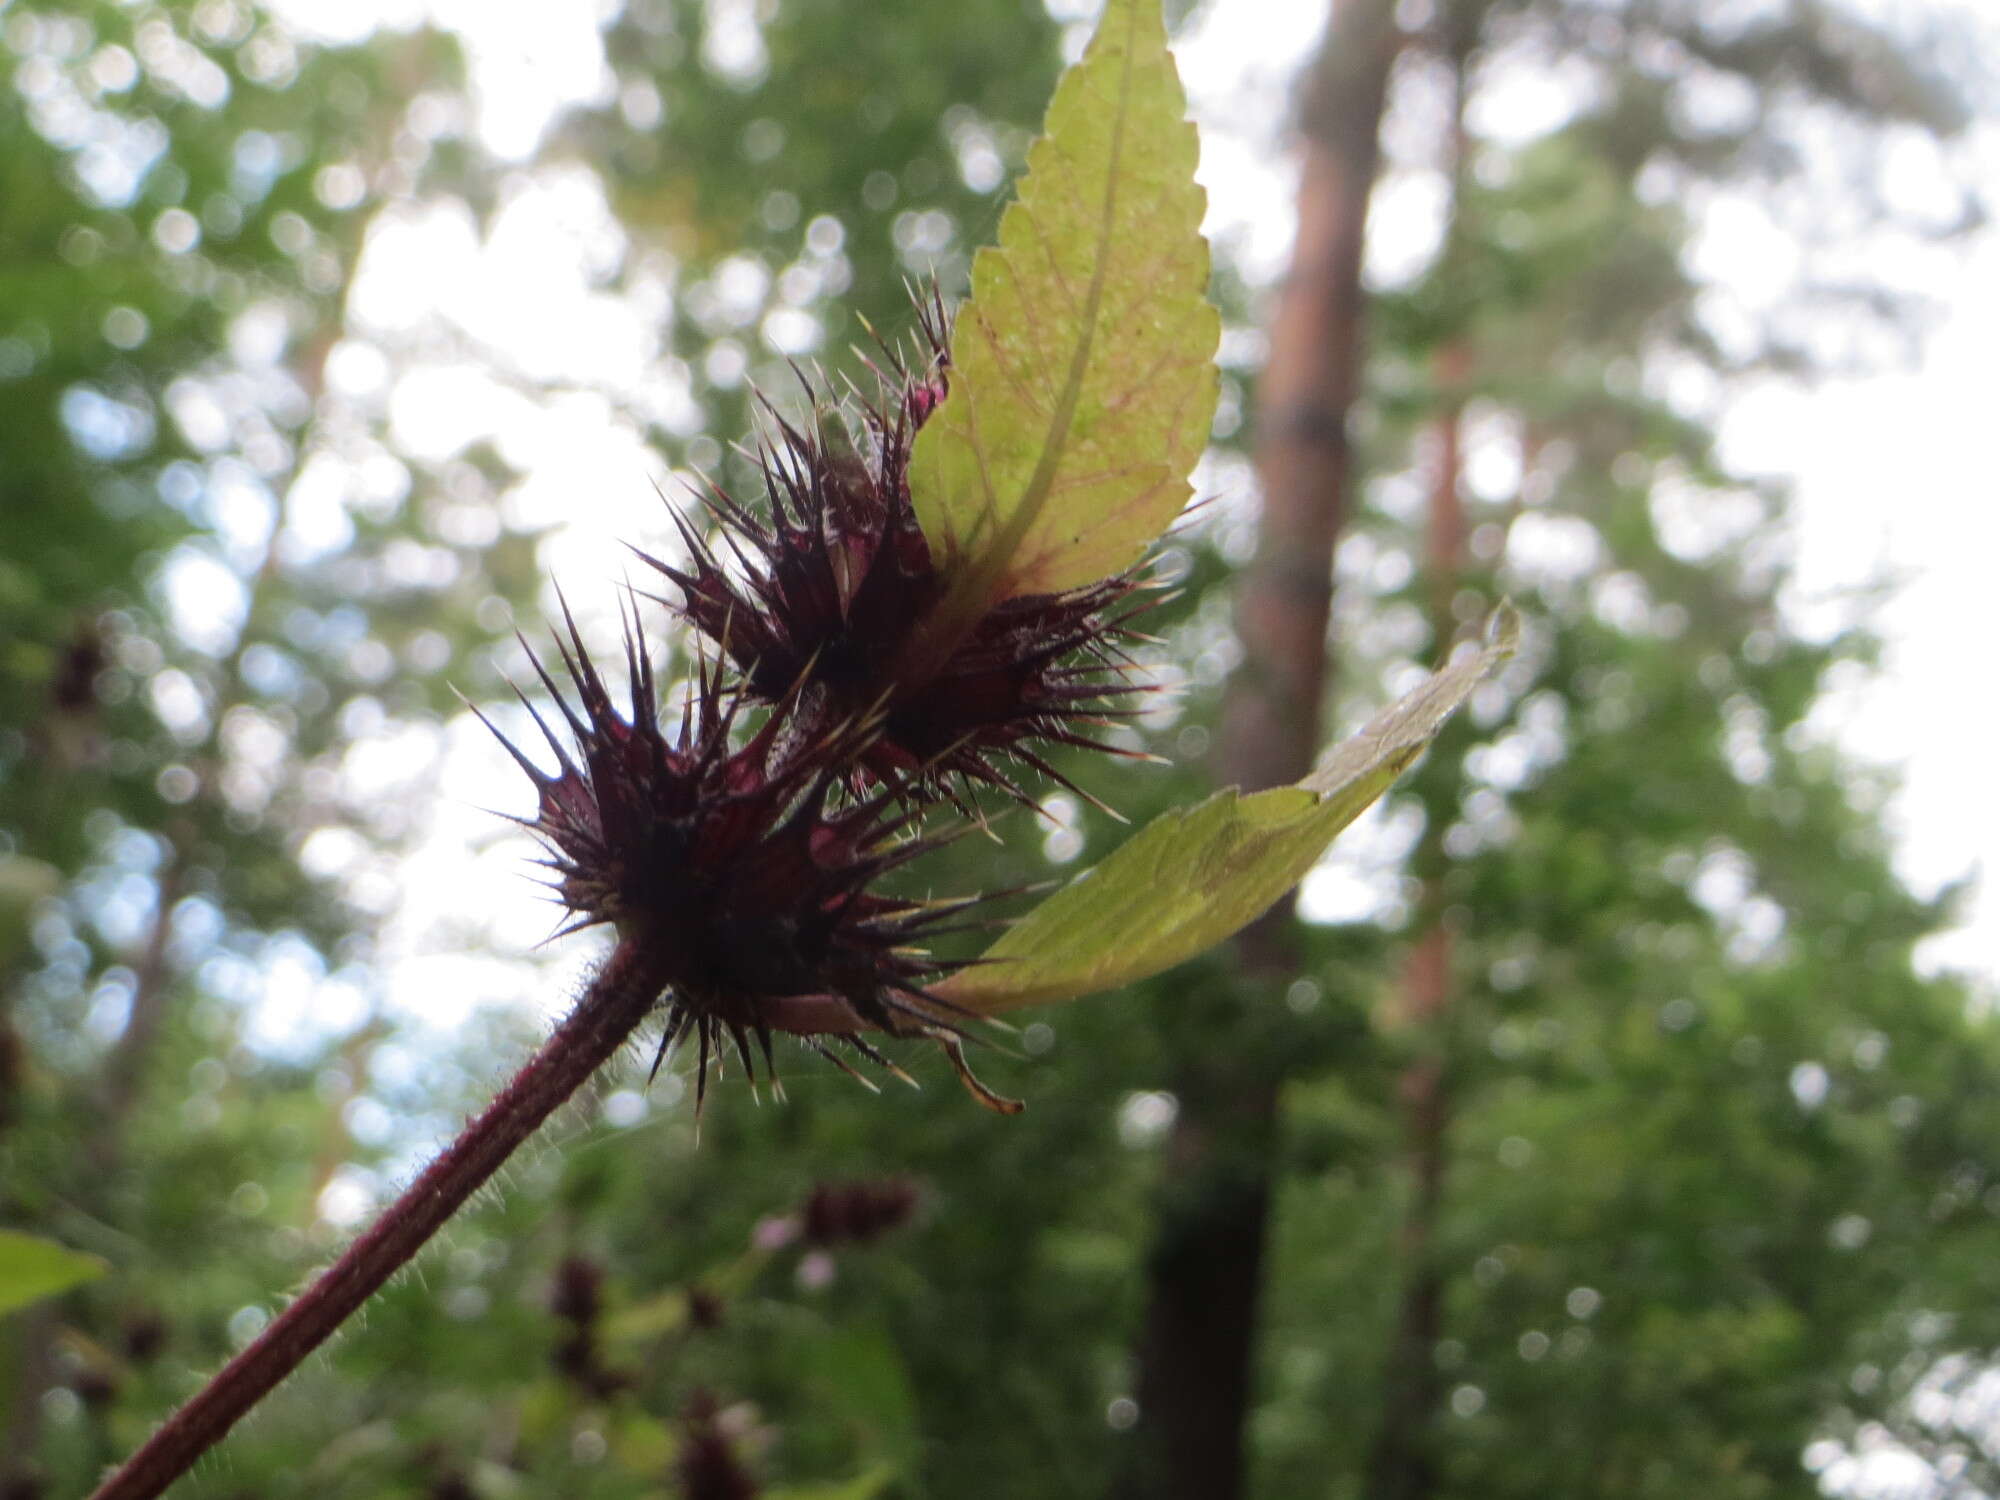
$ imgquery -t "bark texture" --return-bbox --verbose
[1118,6,1400,1497]
[1365,24,1477,1485]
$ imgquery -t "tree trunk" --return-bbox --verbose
[1362,923,1455,1500]
[1118,6,1399,1497]
[1363,21,1476,1486]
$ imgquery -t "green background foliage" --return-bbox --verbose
[3,2,1996,1498]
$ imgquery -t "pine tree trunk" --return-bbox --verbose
[1118,6,1399,1496]
[1363,924,1455,1500]
[1364,25,1475,1484]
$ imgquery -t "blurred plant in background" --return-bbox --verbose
[4,1,1999,1498]
[0,0,549,1489]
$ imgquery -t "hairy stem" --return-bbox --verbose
[88,937,672,1500]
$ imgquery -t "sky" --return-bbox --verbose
[1727,253,2000,980]
[243,0,2000,1063]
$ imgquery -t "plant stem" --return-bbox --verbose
[88,936,672,1500]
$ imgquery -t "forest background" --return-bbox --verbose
[5,1,2000,1498]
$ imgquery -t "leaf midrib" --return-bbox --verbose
[946,0,1140,621]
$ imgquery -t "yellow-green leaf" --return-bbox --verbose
[765,1468,896,1500]
[0,853,61,969]
[934,608,1520,1012]
[0,1229,107,1317]
[908,0,1218,604]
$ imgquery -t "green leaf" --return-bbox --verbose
[0,1229,107,1317]
[908,0,1218,603]
[0,854,61,970]
[934,608,1521,1012]
[801,1325,920,1476]
[765,1468,896,1500]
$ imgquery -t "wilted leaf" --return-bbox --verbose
[0,1229,106,1317]
[935,608,1520,1012]
[908,0,1218,605]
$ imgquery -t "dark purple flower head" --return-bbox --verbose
[641,300,1151,810]
[549,1255,603,1326]
[677,1392,759,1500]
[121,1311,167,1365]
[474,599,986,1109]
[686,1285,726,1330]
[800,1177,921,1248]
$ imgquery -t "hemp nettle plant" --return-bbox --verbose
[82,1,1513,1493]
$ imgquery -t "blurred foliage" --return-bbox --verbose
[2,1,1996,1498]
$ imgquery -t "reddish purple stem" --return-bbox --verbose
[89,937,675,1500]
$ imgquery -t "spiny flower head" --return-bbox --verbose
[800,1177,921,1248]
[474,599,986,1109]
[548,1255,604,1327]
[642,300,1151,810]
[677,1391,759,1500]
